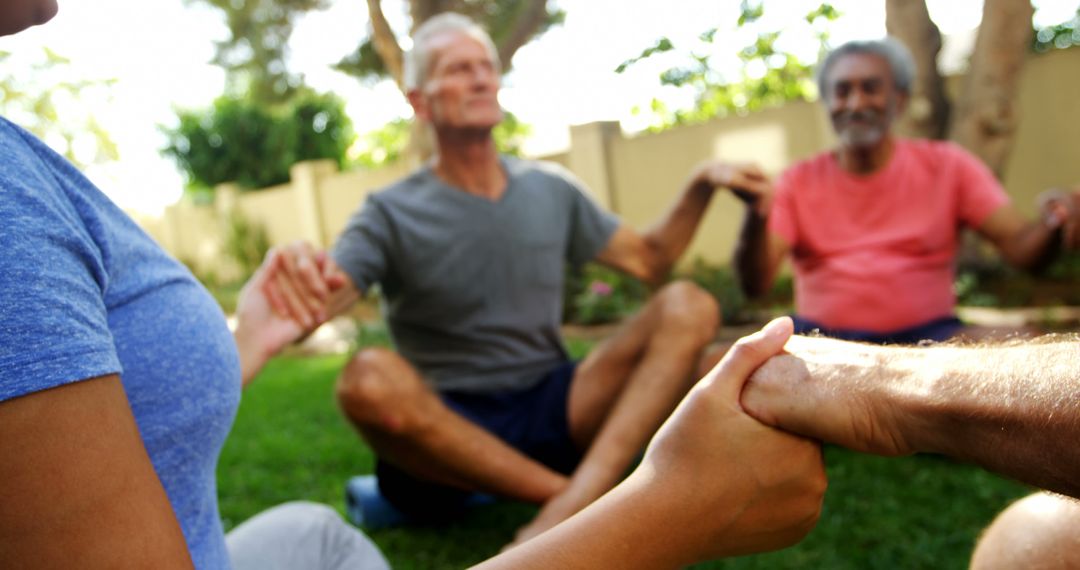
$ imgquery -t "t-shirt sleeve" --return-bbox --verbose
[0,167,121,402]
[562,170,620,266]
[951,144,1011,228]
[767,168,800,245]
[331,194,393,293]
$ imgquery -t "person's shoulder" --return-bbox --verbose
[0,117,49,180]
[505,156,586,196]
[900,138,987,173]
[0,117,71,209]
[786,149,836,174]
[366,165,437,206]
[506,155,571,180]
[900,138,972,161]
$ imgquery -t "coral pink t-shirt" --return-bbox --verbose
[768,139,1009,332]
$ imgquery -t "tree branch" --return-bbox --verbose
[949,0,1034,178]
[885,0,950,140]
[366,0,405,88]
[496,0,549,71]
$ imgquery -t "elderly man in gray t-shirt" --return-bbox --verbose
[269,13,773,546]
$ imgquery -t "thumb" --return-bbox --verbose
[708,317,793,400]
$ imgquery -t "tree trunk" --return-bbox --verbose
[366,0,405,87]
[885,0,950,140]
[495,0,549,70]
[949,0,1034,179]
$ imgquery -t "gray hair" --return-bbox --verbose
[816,38,916,102]
[403,12,501,91]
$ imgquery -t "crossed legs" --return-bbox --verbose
[335,281,719,543]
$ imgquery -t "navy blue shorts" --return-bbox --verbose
[376,361,581,520]
[791,315,963,345]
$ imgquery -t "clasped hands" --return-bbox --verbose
[1038,186,1080,249]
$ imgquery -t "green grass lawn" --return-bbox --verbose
[218,352,1031,569]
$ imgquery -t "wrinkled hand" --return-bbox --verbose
[741,335,917,457]
[234,243,347,385]
[1038,186,1080,250]
[695,160,774,217]
[635,318,826,563]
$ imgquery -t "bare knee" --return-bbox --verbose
[336,348,418,433]
[970,492,1080,570]
[654,280,720,343]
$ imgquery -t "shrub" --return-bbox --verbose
[222,211,271,281]
[564,264,648,325]
[162,91,353,194]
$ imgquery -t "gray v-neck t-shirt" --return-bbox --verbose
[333,157,619,394]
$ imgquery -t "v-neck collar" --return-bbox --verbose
[424,156,512,205]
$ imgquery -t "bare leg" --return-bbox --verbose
[509,281,720,545]
[969,492,1080,570]
[336,348,567,504]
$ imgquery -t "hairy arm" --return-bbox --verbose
[734,211,789,298]
[596,161,771,286]
[977,204,1063,272]
[742,335,1080,498]
[475,318,825,569]
[0,375,194,568]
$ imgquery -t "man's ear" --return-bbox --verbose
[407,89,428,122]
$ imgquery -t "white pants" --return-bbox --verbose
[226,502,391,570]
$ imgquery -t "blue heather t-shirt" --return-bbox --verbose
[0,117,241,569]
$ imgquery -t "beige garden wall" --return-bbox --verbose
[149,47,1080,276]
[1002,47,1080,217]
[606,100,834,266]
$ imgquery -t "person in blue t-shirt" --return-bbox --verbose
[0,2,389,568]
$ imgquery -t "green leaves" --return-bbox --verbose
[161,91,354,193]
[0,47,118,169]
[1032,6,1080,53]
[618,1,840,132]
[187,0,330,105]
[614,37,675,74]
[335,0,567,83]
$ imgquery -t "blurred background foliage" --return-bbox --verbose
[617,1,840,131]
[162,91,353,194]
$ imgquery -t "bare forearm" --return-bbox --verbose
[901,342,1080,497]
[776,337,1080,496]
[999,221,1061,272]
[233,326,271,388]
[473,473,695,570]
[734,209,772,297]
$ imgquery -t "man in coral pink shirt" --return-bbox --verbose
[732,38,1079,344]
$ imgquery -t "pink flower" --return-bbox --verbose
[589,281,614,296]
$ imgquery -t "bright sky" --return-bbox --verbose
[1,0,1075,213]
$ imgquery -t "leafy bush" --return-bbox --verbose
[564,264,648,325]
[683,259,748,324]
[223,211,271,281]
[351,111,533,169]
[162,91,354,193]
[955,250,1080,308]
